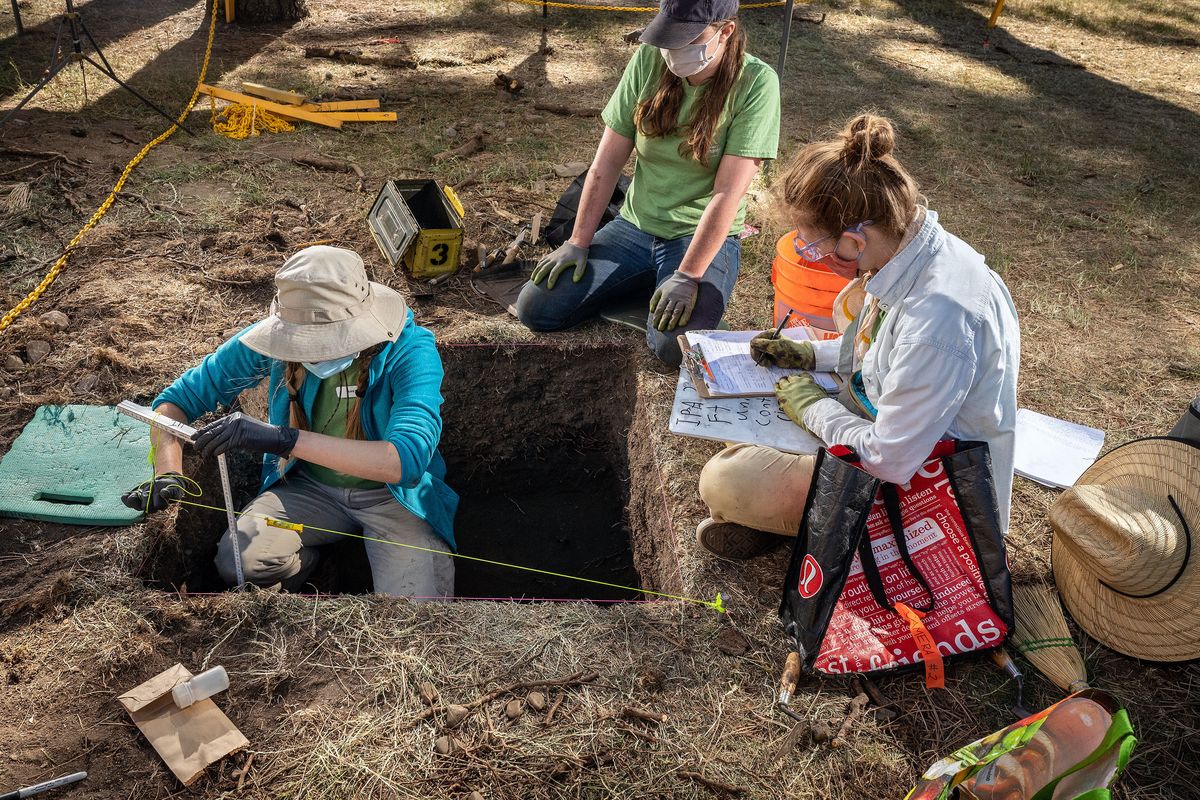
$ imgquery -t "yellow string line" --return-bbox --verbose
[171,496,725,612]
[500,0,785,10]
[0,0,220,333]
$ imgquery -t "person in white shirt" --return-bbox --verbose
[696,113,1020,559]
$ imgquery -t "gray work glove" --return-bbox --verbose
[531,242,589,289]
[650,270,700,332]
[750,334,816,369]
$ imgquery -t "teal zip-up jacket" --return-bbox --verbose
[154,310,459,549]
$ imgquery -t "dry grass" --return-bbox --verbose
[1,0,1199,798]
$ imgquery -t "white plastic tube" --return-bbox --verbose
[172,665,230,709]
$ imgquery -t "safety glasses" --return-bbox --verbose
[793,221,872,262]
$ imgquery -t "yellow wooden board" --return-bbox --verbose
[198,84,343,129]
[319,111,398,123]
[301,99,382,112]
[241,81,307,106]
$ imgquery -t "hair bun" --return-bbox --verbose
[840,113,896,168]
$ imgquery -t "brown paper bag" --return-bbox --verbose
[118,664,248,785]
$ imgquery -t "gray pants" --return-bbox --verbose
[214,471,454,598]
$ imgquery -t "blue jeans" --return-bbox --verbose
[515,216,742,367]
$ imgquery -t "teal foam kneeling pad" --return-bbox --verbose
[0,404,152,526]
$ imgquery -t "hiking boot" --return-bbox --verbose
[696,517,785,560]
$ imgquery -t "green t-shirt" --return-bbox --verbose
[601,44,781,240]
[300,363,385,490]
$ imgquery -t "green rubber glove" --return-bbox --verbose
[750,334,816,369]
[775,374,828,433]
[531,242,589,289]
[650,270,700,331]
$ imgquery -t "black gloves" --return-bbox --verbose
[121,473,188,512]
[193,412,300,460]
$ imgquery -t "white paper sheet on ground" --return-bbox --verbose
[683,329,838,397]
[1014,408,1105,489]
[669,371,823,455]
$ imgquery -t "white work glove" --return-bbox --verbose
[531,242,589,289]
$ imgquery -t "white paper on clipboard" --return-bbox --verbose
[668,371,823,455]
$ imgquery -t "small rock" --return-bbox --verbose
[72,374,99,394]
[222,327,241,338]
[70,126,88,137]
[199,235,217,250]
[24,339,50,363]
[552,161,591,178]
[527,691,547,712]
[419,682,438,706]
[444,704,469,728]
[504,699,524,720]
[444,126,458,139]
[714,628,750,656]
[0,386,14,400]
[812,720,834,743]
[324,71,333,81]
[40,310,69,330]
[433,735,456,755]
[3,354,23,371]
[468,792,484,800]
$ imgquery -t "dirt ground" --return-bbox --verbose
[1,0,1198,798]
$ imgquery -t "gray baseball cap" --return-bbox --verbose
[639,0,739,50]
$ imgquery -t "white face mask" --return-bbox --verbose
[660,28,723,79]
[302,353,358,379]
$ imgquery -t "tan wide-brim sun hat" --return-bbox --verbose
[240,245,407,362]
[1051,437,1200,662]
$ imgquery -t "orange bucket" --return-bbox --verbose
[771,230,852,333]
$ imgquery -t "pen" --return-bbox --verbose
[694,344,716,381]
[755,309,795,366]
[1,772,87,800]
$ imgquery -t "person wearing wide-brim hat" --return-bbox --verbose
[515,0,781,366]
[122,246,458,597]
[1051,437,1200,661]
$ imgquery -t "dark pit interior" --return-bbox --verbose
[401,180,458,229]
[141,345,649,601]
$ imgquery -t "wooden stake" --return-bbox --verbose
[198,84,343,129]
[241,82,306,106]
[301,99,381,112]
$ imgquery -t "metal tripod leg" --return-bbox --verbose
[80,55,193,134]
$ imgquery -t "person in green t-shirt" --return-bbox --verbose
[515,0,781,367]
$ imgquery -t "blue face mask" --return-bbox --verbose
[302,353,358,379]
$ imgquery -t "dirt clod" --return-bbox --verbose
[24,340,50,363]
[3,354,22,371]
[40,311,69,330]
[433,735,458,755]
[444,704,469,728]
[505,699,523,720]
[419,682,438,706]
[527,691,547,712]
[714,628,750,656]
[812,720,834,743]
[467,792,484,800]
[72,374,99,394]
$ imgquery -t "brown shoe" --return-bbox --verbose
[696,518,785,560]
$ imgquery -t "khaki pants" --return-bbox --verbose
[698,443,817,537]
[214,471,454,598]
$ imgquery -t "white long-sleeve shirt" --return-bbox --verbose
[805,210,1020,532]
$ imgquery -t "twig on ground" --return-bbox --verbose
[621,707,668,725]
[679,770,745,795]
[544,691,565,725]
[533,102,600,118]
[292,157,366,192]
[0,147,84,168]
[831,693,869,749]
[435,134,485,163]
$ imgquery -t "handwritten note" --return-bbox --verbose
[684,329,838,397]
[668,372,824,455]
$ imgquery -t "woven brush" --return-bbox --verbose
[1012,583,1089,693]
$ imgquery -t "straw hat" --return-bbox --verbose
[1050,437,1200,661]
[240,246,407,362]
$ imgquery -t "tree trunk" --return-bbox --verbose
[234,0,309,23]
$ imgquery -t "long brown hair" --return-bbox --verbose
[634,19,747,163]
[776,113,920,239]
[280,344,382,467]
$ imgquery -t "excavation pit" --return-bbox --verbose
[141,344,663,601]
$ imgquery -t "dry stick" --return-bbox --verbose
[434,133,485,163]
[544,691,565,726]
[235,752,255,793]
[618,724,660,745]
[0,147,84,168]
[621,707,668,725]
[679,770,746,795]
[532,102,600,118]
[417,671,598,722]
[292,156,365,192]
[303,46,417,69]
[830,693,869,749]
